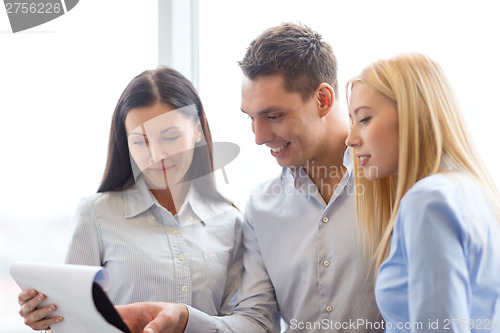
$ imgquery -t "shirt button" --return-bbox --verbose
[326,305,333,312]
[172,230,179,236]
[151,216,156,221]
[323,260,330,267]
[181,285,188,292]
[178,254,185,261]
[322,217,329,223]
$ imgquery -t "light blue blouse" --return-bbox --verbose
[376,173,500,333]
[65,176,243,316]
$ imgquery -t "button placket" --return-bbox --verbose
[161,212,191,304]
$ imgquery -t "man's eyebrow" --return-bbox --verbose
[241,106,289,116]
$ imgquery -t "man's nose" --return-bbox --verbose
[252,119,273,146]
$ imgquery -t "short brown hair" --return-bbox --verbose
[239,23,338,100]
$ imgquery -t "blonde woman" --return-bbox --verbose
[346,53,500,332]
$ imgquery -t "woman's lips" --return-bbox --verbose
[148,163,175,174]
[357,155,371,167]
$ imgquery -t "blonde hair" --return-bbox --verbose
[348,53,500,272]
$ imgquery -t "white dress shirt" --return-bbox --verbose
[65,176,243,316]
[186,149,382,332]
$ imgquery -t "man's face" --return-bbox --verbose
[240,74,324,168]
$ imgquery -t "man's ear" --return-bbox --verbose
[316,83,335,118]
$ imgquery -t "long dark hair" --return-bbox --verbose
[98,67,221,200]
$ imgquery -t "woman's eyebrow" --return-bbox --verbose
[128,126,181,137]
[160,126,180,134]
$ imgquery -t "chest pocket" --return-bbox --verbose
[203,248,231,296]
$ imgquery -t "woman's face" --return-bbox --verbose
[346,82,399,181]
[125,103,202,189]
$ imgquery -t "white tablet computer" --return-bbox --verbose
[10,262,131,333]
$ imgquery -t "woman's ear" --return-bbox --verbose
[316,83,335,118]
[195,121,202,143]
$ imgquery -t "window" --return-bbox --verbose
[198,0,500,209]
[0,1,157,331]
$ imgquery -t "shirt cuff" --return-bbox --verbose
[184,305,216,333]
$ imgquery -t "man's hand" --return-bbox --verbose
[116,302,189,333]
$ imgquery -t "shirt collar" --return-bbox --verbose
[122,176,156,219]
[176,184,202,226]
[343,147,354,175]
[122,176,230,225]
[280,147,354,187]
[178,184,233,226]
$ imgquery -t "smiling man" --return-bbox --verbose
[213,23,382,332]
[113,23,383,333]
